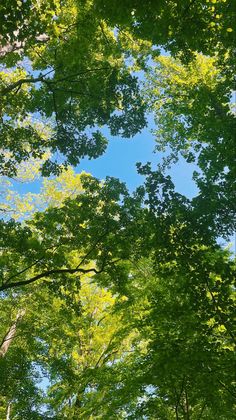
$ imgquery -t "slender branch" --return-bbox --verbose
[51,89,60,124]
[174,405,179,420]
[0,207,14,213]
[0,66,54,95]
[0,266,104,292]
[94,336,114,368]
[184,388,190,420]
[50,66,110,84]
[99,22,110,46]
[217,378,236,399]
[51,87,96,99]
[75,230,110,269]
[4,256,46,284]
[101,349,119,365]
[3,244,60,284]
[174,376,185,420]
[96,315,107,326]
[58,22,78,34]
[0,76,43,96]
[0,67,110,96]
[197,402,206,420]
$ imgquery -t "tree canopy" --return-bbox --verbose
[0,1,235,419]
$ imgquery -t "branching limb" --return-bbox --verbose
[0,266,106,292]
[0,67,110,96]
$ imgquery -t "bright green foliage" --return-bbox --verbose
[0,293,44,419]
[0,0,147,177]
[0,271,138,418]
[43,278,136,418]
[0,166,85,219]
[93,253,235,419]
[0,1,235,419]
[0,173,146,293]
[0,169,235,418]
[145,54,236,237]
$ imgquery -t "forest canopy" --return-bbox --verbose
[0,1,235,419]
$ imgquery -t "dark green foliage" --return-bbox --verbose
[94,0,236,58]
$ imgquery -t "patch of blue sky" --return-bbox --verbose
[77,122,199,198]
[9,112,199,200]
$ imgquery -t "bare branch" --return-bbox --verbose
[0,266,104,292]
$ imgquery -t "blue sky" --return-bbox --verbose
[76,126,199,198]
[14,121,199,199]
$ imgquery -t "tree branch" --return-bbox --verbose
[0,66,110,96]
[0,76,44,96]
[197,402,206,420]
[0,266,104,292]
[0,309,25,357]
[75,230,110,270]
[217,378,236,399]
[4,256,46,284]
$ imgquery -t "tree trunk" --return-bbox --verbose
[0,309,25,358]
[6,402,11,420]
